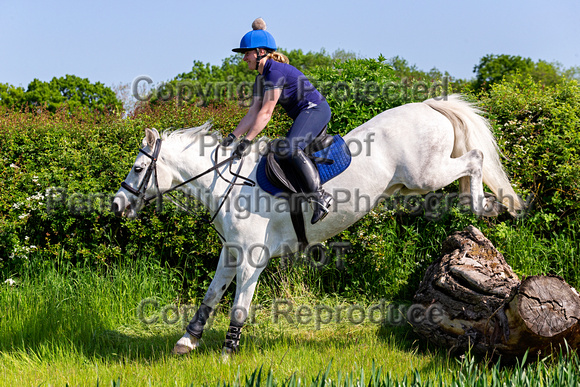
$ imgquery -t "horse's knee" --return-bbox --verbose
[202,288,218,306]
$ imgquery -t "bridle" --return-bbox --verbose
[121,138,162,204]
[120,138,255,240]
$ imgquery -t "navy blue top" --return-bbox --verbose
[253,59,325,120]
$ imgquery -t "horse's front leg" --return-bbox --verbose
[222,244,270,357]
[172,246,236,355]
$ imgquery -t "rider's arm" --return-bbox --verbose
[243,88,282,141]
[232,95,262,138]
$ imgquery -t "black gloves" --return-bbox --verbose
[221,133,251,158]
[233,139,251,158]
[220,133,237,147]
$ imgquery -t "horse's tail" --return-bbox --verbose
[423,94,523,214]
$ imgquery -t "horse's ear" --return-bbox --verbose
[143,128,160,148]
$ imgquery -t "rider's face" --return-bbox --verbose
[243,49,266,71]
[243,50,257,69]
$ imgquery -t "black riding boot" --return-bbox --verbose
[289,149,333,224]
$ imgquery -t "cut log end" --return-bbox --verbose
[518,275,580,338]
[412,226,580,358]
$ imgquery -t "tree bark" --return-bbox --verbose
[412,225,580,358]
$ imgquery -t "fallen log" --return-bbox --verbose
[412,225,580,357]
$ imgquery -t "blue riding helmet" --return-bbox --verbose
[232,29,276,53]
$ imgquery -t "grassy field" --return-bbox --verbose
[0,257,446,386]
[2,245,580,387]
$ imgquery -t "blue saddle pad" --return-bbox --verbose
[257,135,352,198]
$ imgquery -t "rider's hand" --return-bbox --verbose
[233,139,251,158]
[221,133,237,147]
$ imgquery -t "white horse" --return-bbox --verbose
[112,95,523,356]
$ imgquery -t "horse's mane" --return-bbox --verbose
[161,122,268,156]
[162,122,219,143]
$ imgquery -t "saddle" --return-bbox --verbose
[256,129,352,249]
[265,131,336,194]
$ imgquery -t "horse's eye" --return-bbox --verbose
[134,166,144,173]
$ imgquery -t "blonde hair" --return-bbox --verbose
[267,51,289,64]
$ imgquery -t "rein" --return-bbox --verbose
[121,139,256,241]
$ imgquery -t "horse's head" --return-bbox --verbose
[112,128,173,218]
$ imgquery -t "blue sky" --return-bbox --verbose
[1,0,579,88]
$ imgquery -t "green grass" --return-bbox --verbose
[0,258,449,385]
[1,215,579,386]
[2,246,580,387]
[488,217,580,283]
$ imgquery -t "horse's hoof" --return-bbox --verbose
[172,333,199,355]
[172,344,193,355]
[470,194,509,217]
[482,198,508,217]
[221,346,235,362]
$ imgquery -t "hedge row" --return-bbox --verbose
[479,75,580,218]
[1,59,579,300]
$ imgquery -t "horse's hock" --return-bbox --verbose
[412,225,580,358]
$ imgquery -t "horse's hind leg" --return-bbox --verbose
[420,149,503,216]
[172,246,237,355]
[457,150,507,216]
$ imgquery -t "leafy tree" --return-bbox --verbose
[530,60,562,86]
[0,83,26,109]
[473,54,534,90]
[22,75,122,113]
[283,48,354,71]
[472,54,568,91]
[382,55,468,93]
[563,66,580,82]
[330,48,358,62]
[23,78,67,111]
[175,56,254,84]
[155,56,252,106]
[385,55,455,82]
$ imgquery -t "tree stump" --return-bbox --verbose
[412,225,580,358]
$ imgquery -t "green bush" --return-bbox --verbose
[0,104,227,271]
[478,76,580,219]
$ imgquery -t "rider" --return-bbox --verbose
[221,18,333,224]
